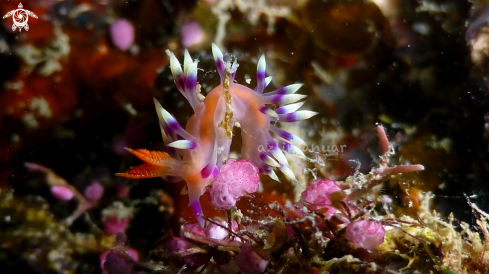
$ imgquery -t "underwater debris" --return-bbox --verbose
[206,0,292,47]
[15,25,70,76]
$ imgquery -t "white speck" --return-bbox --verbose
[59,6,67,15]
[30,97,53,117]
[22,113,39,128]
[245,74,251,84]
[11,134,19,142]
[5,81,22,90]
[129,44,140,55]
[257,181,264,193]
[123,103,138,115]
[412,22,430,35]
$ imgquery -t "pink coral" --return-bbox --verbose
[345,219,386,250]
[209,159,260,209]
[301,179,343,217]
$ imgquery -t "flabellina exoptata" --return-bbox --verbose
[116,44,317,227]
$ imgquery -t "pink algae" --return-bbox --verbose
[345,219,386,250]
[209,159,260,210]
[301,179,343,217]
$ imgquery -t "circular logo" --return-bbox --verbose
[2,3,38,32]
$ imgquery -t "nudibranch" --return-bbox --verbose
[117,44,317,226]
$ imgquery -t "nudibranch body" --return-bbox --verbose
[117,44,317,226]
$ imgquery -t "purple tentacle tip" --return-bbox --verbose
[271,94,284,104]
[190,199,205,227]
[185,74,197,91]
[280,130,294,141]
[168,120,181,132]
[201,164,215,178]
[212,166,219,178]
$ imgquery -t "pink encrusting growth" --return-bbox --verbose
[209,159,260,209]
[345,219,386,250]
[117,44,316,226]
[300,179,344,218]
